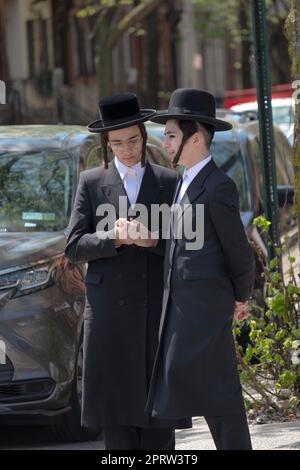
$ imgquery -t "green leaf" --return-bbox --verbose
[240,371,248,384]
[275,247,282,257]
[274,353,283,364]
[287,284,300,295]
[253,216,271,232]
[283,337,293,349]
[292,329,300,340]
[270,272,283,283]
[275,329,288,341]
[267,292,288,317]
[270,258,279,269]
[279,370,297,388]
[245,346,254,362]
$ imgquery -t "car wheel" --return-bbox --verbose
[50,335,101,443]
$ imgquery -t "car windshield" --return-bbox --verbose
[0,150,73,232]
[272,105,295,126]
[211,137,250,213]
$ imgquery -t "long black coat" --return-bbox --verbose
[146,159,255,420]
[65,161,190,428]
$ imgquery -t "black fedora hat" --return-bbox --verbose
[151,88,232,131]
[88,93,156,132]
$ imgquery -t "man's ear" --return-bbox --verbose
[193,131,204,146]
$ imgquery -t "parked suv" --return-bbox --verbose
[0,125,170,442]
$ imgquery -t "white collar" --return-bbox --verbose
[182,155,212,184]
[114,157,145,181]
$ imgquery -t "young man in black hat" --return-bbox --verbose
[146,88,255,450]
[65,93,190,450]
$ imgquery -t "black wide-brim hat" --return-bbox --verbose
[151,88,232,131]
[88,93,156,132]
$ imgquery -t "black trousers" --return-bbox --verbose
[204,412,252,450]
[103,426,175,450]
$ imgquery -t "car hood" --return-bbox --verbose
[0,232,66,271]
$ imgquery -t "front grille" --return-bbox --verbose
[0,379,55,403]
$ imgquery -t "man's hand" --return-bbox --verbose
[234,301,249,321]
[128,219,159,248]
[114,218,134,247]
[114,218,159,248]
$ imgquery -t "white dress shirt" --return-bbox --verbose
[177,155,212,203]
[114,157,145,206]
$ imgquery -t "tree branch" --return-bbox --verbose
[107,0,163,48]
[237,350,281,411]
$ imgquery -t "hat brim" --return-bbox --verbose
[150,111,232,131]
[88,109,156,133]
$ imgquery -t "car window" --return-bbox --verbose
[211,140,250,212]
[245,128,294,188]
[146,125,165,142]
[273,130,294,185]
[0,151,73,232]
[86,145,104,169]
[273,105,295,126]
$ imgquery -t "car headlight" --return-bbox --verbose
[0,263,54,297]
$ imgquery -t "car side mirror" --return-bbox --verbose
[277,185,294,208]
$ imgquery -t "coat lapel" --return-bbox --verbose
[101,161,129,216]
[179,159,217,217]
[135,161,161,209]
[101,160,162,219]
[187,159,216,202]
[173,177,183,204]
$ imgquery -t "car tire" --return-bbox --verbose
[49,334,101,443]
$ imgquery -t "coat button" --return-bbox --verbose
[118,300,125,306]
[117,273,123,279]
[141,273,147,279]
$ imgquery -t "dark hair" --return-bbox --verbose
[172,120,214,167]
[100,123,147,169]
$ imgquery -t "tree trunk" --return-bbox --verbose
[239,1,252,89]
[94,10,115,98]
[93,0,163,100]
[285,1,300,250]
[145,10,159,107]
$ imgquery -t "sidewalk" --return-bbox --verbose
[176,417,300,450]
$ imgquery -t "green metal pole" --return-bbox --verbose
[251,0,280,259]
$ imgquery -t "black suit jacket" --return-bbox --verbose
[146,159,255,419]
[65,161,190,428]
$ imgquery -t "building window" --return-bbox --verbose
[26,18,52,96]
[27,20,35,78]
[27,19,51,78]
[72,16,96,78]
